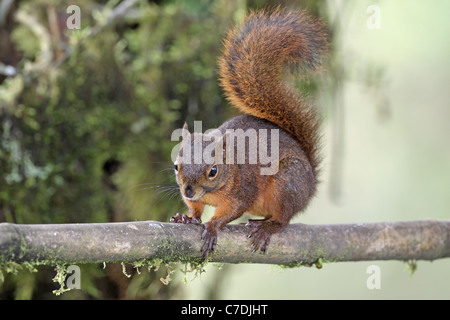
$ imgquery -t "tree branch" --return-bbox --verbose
[1,220,449,267]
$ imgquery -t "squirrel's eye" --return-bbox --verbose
[208,165,217,178]
[174,162,178,172]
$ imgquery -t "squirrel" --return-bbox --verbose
[171,8,328,258]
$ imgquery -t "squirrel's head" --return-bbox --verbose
[174,123,228,201]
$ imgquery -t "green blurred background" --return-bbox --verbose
[0,0,449,299]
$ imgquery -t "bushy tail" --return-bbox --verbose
[218,8,328,174]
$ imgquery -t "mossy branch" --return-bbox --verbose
[0,220,449,267]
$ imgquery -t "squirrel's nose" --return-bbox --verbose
[184,185,194,198]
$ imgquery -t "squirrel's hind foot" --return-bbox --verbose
[246,219,283,254]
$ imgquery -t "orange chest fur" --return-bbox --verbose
[200,174,281,218]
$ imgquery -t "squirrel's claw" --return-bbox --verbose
[247,220,271,254]
[248,229,271,254]
[201,222,217,259]
[170,213,202,224]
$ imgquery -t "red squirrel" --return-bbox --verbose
[171,8,328,258]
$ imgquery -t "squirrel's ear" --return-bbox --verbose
[182,122,190,140]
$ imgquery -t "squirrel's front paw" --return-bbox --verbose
[170,213,202,224]
[201,222,217,259]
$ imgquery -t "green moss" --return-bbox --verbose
[404,260,418,277]
[315,258,325,269]
[52,264,71,296]
[125,245,209,286]
[3,261,22,275]
[121,262,131,278]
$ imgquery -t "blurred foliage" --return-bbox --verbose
[0,0,329,299]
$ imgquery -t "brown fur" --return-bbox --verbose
[218,8,328,176]
[172,8,328,257]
